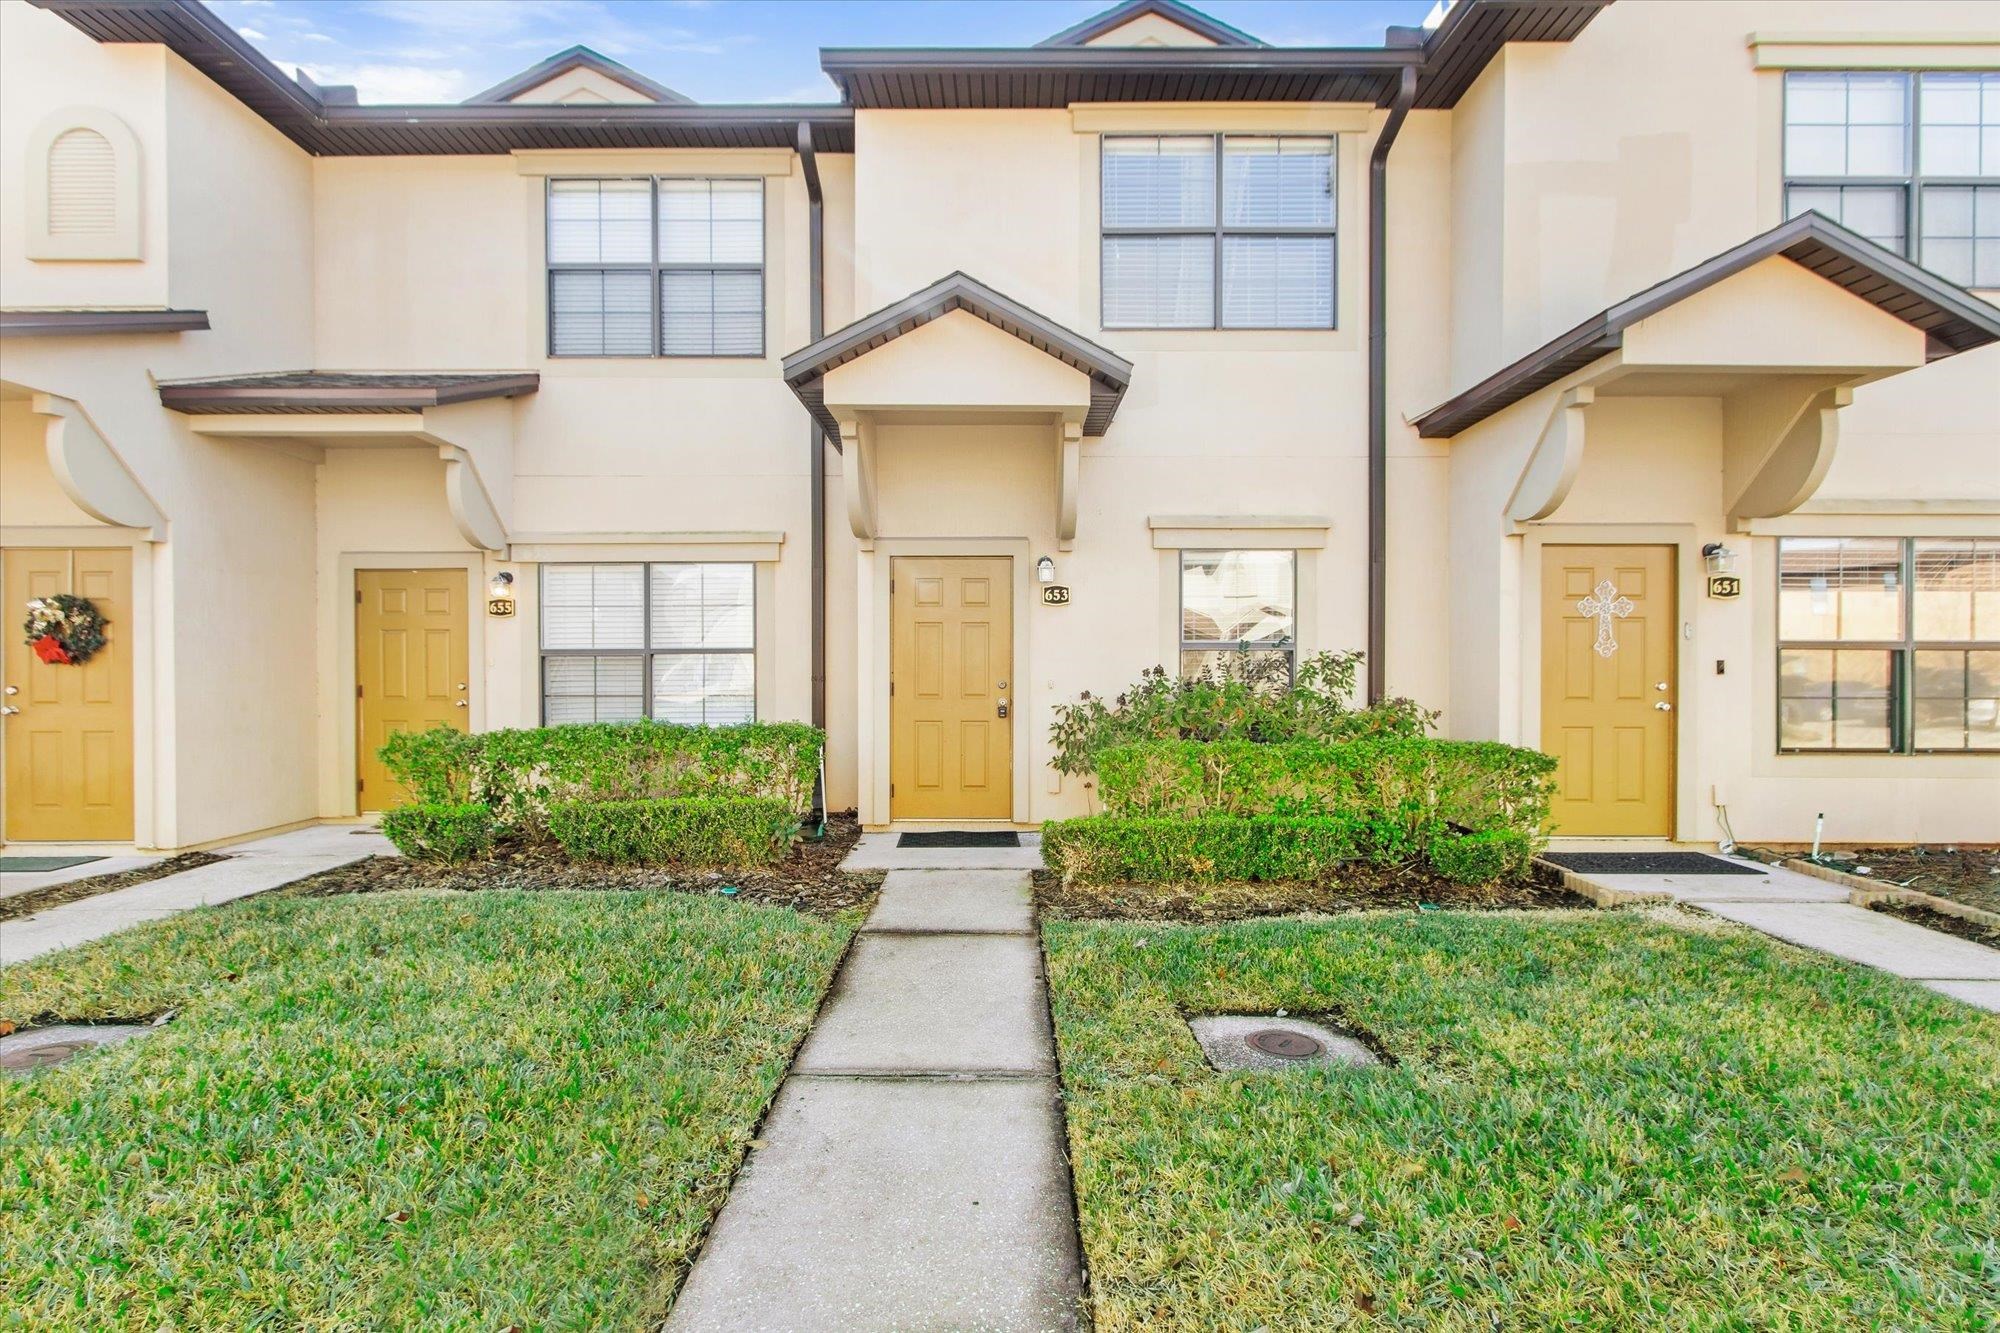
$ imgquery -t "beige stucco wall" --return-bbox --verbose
[4,0,1994,845]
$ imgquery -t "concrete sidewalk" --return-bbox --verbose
[1,825,392,967]
[667,866,1082,1332]
[1558,857,2000,1013]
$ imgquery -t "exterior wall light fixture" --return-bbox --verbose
[488,570,516,598]
[1036,556,1057,585]
[1701,543,1737,576]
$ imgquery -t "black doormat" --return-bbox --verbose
[0,855,104,874]
[1542,851,1766,876]
[897,831,1021,849]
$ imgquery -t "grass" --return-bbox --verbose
[0,889,854,1329]
[1044,909,2000,1331]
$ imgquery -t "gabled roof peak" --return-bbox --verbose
[464,45,692,106]
[1038,0,1265,49]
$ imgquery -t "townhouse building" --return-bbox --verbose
[2,0,1996,850]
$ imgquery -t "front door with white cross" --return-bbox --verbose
[1577,580,1634,658]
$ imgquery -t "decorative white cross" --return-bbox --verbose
[1577,580,1634,658]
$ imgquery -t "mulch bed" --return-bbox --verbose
[277,813,880,917]
[1752,844,2000,916]
[1868,898,2000,949]
[0,853,228,924]
[1035,860,1592,922]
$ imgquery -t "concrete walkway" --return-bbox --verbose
[1,825,391,967]
[1,852,161,902]
[667,866,1082,1332]
[1559,858,2000,1013]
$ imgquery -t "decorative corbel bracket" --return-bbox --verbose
[1726,384,1850,528]
[1056,420,1081,552]
[1504,386,1593,525]
[32,391,168,540]
[841,419,878,548]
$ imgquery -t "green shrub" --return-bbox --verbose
[380,802,496,863]
[1042,816,1361,886]
[1048,651,1436,777]
[1429,827,1536,885]
[377,721,823,830]
[545,797,800,867]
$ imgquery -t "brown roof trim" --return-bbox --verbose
[782,272,1133,440]
[157,372,539,414]
[824,0,1608,110]
[1411,213,2000,439]
[29,0,855,154]
[1037,0,1266,49]
[464,45,693,106]
[0,308,210,337]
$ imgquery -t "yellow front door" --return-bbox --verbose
[2,547,134,842]
[891,557,1013,821]
[1540,545,1677,837]
[355,568,469,812]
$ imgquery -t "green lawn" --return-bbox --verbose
[1,890,854,1329]
[1045,910,2000,1331]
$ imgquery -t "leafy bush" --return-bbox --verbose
[378,721,823,831]
[380,802,496,863]
[1042,816,1361,886]
[1093,737,1556,856]
[1048,651,1435,777]
[546,797,800,867]
[1429,827,1536,885]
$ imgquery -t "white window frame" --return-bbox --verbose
[545,175,766,359]
[539,562,757,725]
[1100,134,1337,331]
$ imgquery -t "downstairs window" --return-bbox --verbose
[540,563,755,725]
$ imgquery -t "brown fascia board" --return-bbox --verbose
[157,374,540,414]
[1,309,209,336]
[463,45,694,106]
[1036,0,1266,49]
[1411,213,2000,439]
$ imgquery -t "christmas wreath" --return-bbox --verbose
[23,594,108,666]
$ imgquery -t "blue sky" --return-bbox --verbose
[207,1,1436,105]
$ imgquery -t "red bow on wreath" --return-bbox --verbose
[32,635,73,665]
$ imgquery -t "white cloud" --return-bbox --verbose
[237,26,267,40]
[289,60,472,103]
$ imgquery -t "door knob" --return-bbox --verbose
[996,700,1009,719]
[1654,701,1673,712]
[1,705,19,716]
[454,700,468,709]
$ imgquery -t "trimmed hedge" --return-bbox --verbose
[378,721,823,830]
[1047,736,1556,886]
[1042,816,1361,886]
[380,802,496,863]
[546,797,799,867]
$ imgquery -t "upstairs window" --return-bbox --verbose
[1785,71,2000,288]
[547,177,764,357]
[1777,537,1999,753]
[1102,135,1335,329]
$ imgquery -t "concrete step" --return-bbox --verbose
[865,869,1035,935]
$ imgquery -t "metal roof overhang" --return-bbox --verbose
[1412,213,2000,439]
[29,0,855,153]
[1,309,210,336]
[157,372,540,414]
[782,273,1133,442]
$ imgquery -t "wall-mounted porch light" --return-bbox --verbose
[488,570,516,598]
[1036,556,1057,585]
[1701,543,1738,576]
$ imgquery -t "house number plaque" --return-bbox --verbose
[1041,585,1071,606]
[1706,575,1742,600]
[487,597,517,618]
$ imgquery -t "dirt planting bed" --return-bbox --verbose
[1035,858,1592,922]
[279,813,880,917]
[0,853,229,924]
[1754,844,2000,916]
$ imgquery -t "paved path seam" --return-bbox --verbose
[667,864,1083,1331]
